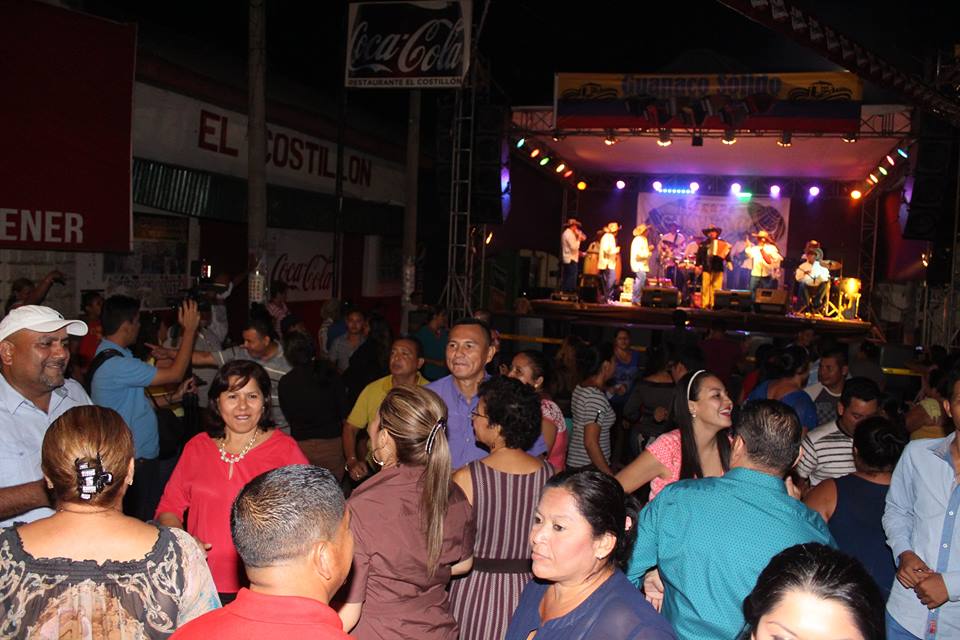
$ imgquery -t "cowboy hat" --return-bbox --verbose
[633,223,649,236]
[702,225,721,235]
[751,230,772,240]
[565,217,582,228]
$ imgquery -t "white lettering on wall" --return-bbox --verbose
[0,208,85,244]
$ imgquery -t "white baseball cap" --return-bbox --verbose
[0,305,88,342]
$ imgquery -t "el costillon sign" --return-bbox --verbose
[345,1,471,88]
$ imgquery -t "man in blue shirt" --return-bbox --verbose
[0,305,90,526]
[427,318,545,469]
[91,295,199,520]
[627,400,834,640]
[884,367,960,639]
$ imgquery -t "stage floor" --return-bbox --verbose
[529,299,872,339]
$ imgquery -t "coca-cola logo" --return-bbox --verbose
[347,5,466,77]
[271,253,334,295]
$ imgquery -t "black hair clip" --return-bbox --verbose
[75,456,113,500]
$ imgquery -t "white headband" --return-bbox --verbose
[686,369,707,401]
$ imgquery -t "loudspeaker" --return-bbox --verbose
[904,115,959,241]
[714,289,752,311]
[753,288,788,314]
[641,287,680,308]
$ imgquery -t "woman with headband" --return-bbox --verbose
[339,385,476,639]
[0,406,219,637]
[616,369,733,500]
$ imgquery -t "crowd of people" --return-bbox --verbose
[0,281,957,639]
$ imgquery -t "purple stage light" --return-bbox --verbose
[769,185,781,197]
[808,186,820,197]
[616,180,626,190]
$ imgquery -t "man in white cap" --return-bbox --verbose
[0,305,90,526]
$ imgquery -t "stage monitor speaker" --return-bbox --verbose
[753,288,788,314]
[641,287,680,308]
[714,289,752,311]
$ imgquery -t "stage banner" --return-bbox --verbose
[556,72,861,133]
[266,228,335,302]
[0,0,135,252]
[345,0,471,88]
[636,192,791,255]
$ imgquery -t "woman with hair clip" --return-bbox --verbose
[741,543,885,640]
[339,385,476,639]
[505,468,675,639]
[616,369,733,499]
[508,349,568,471]
[748,345,819,431]
[156,360,308,602]
[0,405,219,638]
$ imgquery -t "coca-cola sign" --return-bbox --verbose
[267,228,335,301]
[345,1,471,88]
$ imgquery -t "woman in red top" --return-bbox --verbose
[156,360,308,601]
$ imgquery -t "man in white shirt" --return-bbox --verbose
[560,217,586,292]
[744,230,782,294]
[598,222,621,302]
[0,306,90,526]
[630,224,651,305]
[795,247,831,313]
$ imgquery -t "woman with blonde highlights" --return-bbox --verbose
[338,385,476,639]
[0,405,219,638]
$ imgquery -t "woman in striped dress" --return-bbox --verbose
[449,376,554,640]
[567,342,617,474]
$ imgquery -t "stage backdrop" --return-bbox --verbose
[636,192,791,252]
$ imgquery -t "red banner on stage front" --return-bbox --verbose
[0,0,135,252]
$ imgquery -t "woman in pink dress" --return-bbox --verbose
[615,369,732,499]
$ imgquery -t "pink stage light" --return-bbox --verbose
[808,186,821,197]
[616,180,626,190]
[652,181,663,192]
[689,181,700,193]
[769,185,781,197]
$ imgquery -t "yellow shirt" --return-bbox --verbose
[346,372,429,429]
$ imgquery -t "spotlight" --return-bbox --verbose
[691,132,704,147]
[530,148,540,158]
[722,129,737,145]
[886,155,895,166]
[563,169,574,178]
[730,182,742,195]
[850,189,862,200]
[516,138,526,148]
[689,182,700,193]
[652,180,663,192]
[555,163,566,173]
[769,185,781,197]
[777,131,792,147]
[869,174,879,184]
[897,148,909,158]
[842,132,859,143]
[657,129,672,147]
[577,180,588,191]
[808,186,821,198]
[551,132,564,142]
[616,180,626,190]
[604,132,617,146]
[878,166,888,176]
[842,278,861,295]
[485,231,494,245]
[539,157,550,166]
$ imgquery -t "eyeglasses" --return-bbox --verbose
[470,410,488,420]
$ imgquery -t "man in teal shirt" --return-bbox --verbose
[627,400,835,640]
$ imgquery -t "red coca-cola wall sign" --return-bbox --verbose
[267,228,335,301]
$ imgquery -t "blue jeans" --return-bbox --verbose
[632,270,647,304]
[885,610,921,640]
[602,269,617,301]
[561,261,578,292]
[750,275,776,293]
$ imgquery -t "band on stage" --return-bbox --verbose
[559,218,849,317]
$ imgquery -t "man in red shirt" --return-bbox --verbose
[172,465,353,639]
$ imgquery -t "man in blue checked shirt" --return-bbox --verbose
[884,367,960,639]
[626,400,834,640]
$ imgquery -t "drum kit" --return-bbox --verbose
[806,259,861,319]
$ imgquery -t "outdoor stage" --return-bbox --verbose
[529,298,872,340]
